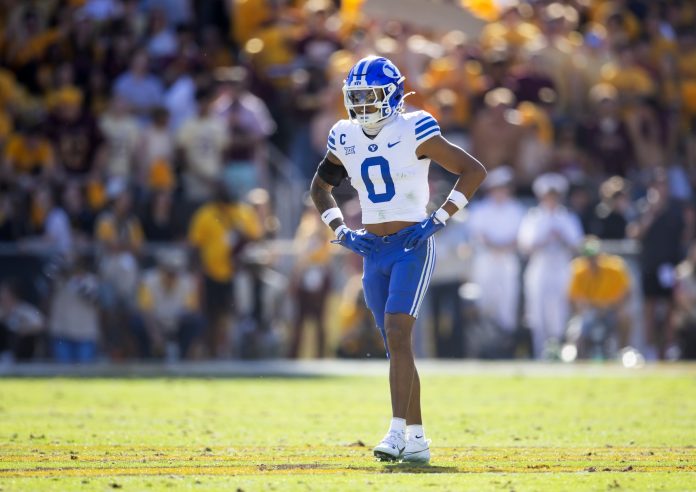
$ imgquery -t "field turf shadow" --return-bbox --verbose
[382,463,459,474]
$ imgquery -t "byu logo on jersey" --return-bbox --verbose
[368,144,378,152]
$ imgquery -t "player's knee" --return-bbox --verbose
[385,325,411,353]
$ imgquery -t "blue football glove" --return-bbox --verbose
[331,225,374,257]
[402,212,445,250]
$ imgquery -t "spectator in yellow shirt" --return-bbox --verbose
[479,5,542,54]
[287,203,334,358]
[567,236,632,358]
[2,123,55,189]
[188,184,263,357]
[600,43,655,101]
[675,28,696,119]
[133,249,204,360]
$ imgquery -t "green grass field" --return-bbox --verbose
[1,367,695,491]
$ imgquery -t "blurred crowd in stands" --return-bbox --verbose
[0,0,695,364]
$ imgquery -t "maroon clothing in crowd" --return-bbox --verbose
[46,112,103,177]
[578,118,634,177]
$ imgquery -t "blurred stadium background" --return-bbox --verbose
[1,0,696,368]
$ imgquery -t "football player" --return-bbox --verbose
[310,56,486,463]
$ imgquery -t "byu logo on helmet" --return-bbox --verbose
[382,64,399,79]
[343,56,406,132]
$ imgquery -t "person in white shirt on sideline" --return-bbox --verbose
[467,166,525,341]
[518,173,583,358]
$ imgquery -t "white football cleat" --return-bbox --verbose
[373,431,406,461]
[401,436,431,463]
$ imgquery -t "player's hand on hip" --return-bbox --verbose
[331,225,374,257]
[403,213,445,250]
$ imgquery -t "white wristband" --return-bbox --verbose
[334,224,349,239]
[434,208,450,224]
[446,190,469,210]
[321,207,344,226]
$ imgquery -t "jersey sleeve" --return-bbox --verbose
[326,121,340,155]
[413,111,441,143]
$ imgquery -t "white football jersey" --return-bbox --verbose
[327,111,441,224]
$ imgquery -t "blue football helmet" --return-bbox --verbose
[342,56,406,130]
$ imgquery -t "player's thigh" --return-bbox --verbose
[386,236,436,318]
[361,259,390,329]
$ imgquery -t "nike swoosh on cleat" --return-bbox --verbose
[403,247,414,252]
[420,222,428,228]
[414,435,423,439]
[387,141,401,148]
